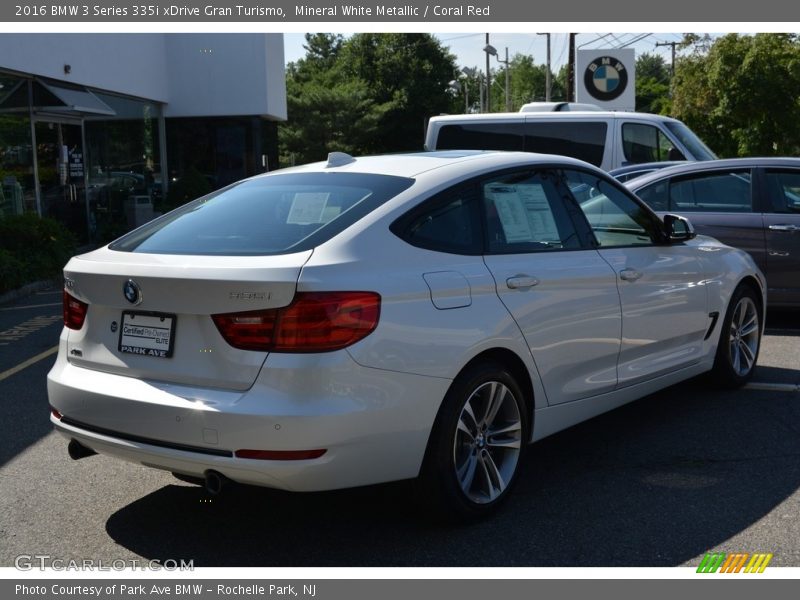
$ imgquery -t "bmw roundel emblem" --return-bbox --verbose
[123,279,142,305]
[584,56,628,101]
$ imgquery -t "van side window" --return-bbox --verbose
[622,123,684,164]
[765,170,800,213]
[436,123,524,151]
[524,122,607,167]
[670,171,753,212]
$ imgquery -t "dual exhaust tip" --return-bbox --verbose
[67,440,232,495]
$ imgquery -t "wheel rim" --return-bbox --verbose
[728,296,759,377]
[453,381,523,504]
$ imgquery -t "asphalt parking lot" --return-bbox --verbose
[0,284,798,568]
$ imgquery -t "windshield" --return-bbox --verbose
[664,121,717,161]
[110,172,414,256]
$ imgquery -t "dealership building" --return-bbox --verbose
[0,33,286,243]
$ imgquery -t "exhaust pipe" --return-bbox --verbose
[68,439,97,460]
[203,470,231,495]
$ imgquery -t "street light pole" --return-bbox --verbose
[485,33,491,112]
[537,32,552,101]
[484,43,510,112]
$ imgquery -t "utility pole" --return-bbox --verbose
[537,33,551,101]
[485,33,491,112]
[656,40,678,76]
[567,33,576,102]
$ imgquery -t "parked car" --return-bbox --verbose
[625,157,800,307]
[425,110,716,171]
[49,151,765,519]
[608,160,686,182]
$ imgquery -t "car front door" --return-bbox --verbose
[563,169,710,388]
[480,169,622,405]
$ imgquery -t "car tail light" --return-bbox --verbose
[212,291,380,353]
[63,290,88,330]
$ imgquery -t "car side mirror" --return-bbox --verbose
[663,213,696,242]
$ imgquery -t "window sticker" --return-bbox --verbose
[487,185,533,242]
[287,192,330,224]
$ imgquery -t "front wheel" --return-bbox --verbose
[710,285,762,388]
[418,361,528,521]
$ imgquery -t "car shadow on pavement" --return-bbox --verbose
[105,379,800,567]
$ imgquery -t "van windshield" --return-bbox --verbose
[664,121,717,161]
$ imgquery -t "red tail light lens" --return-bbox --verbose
[63,290,88,330]
[212,291,380,353]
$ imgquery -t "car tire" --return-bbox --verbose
[710,284,762,389]
[418,361,529,522]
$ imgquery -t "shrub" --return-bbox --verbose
[0,214,77,294]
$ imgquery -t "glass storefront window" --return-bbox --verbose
[84,92,162,242]
[0,74,36,218]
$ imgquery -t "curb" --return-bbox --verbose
[0,279,59,306]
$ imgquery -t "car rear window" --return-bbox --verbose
[109,172,414,256]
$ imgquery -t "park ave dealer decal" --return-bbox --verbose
[584,56,629,102]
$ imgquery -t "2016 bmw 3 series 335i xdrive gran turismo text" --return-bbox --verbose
[49,151,766,520]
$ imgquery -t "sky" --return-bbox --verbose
[283,32,688,71]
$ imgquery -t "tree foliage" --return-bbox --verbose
[635,53,672,114]
[671,33,800,157]
[279,33,456,165]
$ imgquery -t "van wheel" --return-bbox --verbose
[419,361,528,521]
[710,285,761,388]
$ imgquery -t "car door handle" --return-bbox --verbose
[768,224,799,232]
[506,275,540,289]
[619,268,643,282]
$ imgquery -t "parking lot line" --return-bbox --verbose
[744,382,800,392]
[0,345,58,383]
[0,302,62,312]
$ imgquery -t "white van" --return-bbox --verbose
[425,111,717,171]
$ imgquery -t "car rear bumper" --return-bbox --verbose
[47,338,451,492]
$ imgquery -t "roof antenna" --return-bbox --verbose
[326,152,356,168]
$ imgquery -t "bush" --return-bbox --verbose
[0,214,77,294]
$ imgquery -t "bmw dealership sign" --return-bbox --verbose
[576,49,636,111]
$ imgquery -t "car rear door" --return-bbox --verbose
[479,168,622,405]
[761,167,800,306]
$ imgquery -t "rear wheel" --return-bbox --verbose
[419,361,528,521]
[710,285,761,388]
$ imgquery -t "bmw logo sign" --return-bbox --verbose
[584,56,628,101]
[123,279,142,305]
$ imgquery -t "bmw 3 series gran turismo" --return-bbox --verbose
[49,151,766,519]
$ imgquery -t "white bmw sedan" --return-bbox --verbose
[49,151,765,519]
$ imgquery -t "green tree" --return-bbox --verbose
[671,33,800,157]
[279,33,457,164]
[635,53,672,114]
[338,33,457,152]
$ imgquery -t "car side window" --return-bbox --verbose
[394,188,482,255]
[622,123,682,163]
[633,180,669,211]
[562,169,660,247]
[669,171,752,212]
[482,170,581,254]
[765,170,800,213]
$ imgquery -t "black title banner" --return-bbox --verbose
[3,0,800,22]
